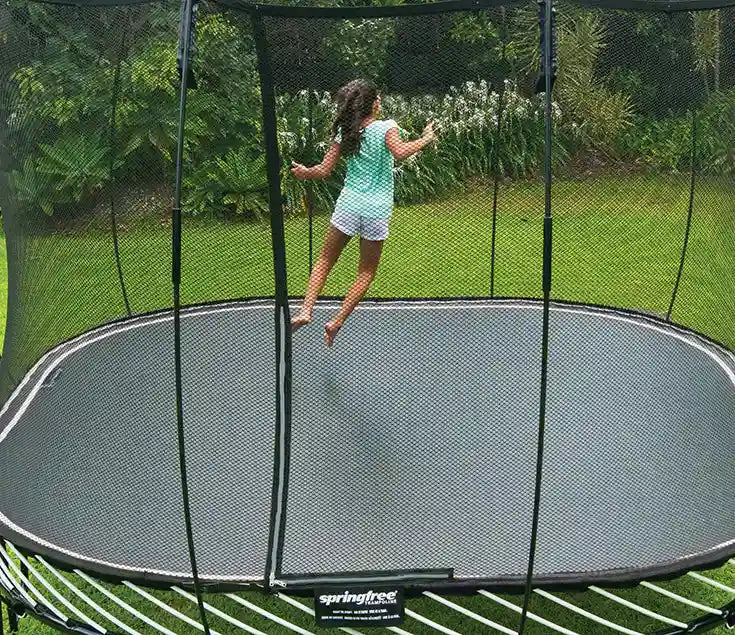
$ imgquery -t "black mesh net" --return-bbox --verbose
[0,0,733,592]
[0,0,198,580]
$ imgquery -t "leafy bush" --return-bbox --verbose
[698,88,735,175]
[4,3,181,215]
[184,150,268,219]
[618,116,693,171]
[9,135,114,215]
[4,2,730,223]
[5,5,261,217]
[616,89,735,173]
[322,18,397,84]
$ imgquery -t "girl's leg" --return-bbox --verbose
[325,238,384,346]
[292,224,351,330]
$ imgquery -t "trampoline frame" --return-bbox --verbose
[1,543,735,635]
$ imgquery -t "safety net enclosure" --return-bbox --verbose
[0,0,734,629]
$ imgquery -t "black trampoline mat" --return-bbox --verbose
[0,299,734,586]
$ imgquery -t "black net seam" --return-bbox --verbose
[218,0,530,19]
[31,0,164,7]
[567,0,735,11]
[24,0,735,13]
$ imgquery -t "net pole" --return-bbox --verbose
[251,10,293,591]
[108,27,132,317]
[519,0,553,631]
[666,110,698,321]
[172,0,210,632]
[489,8,508,298]
[307,90,315,274]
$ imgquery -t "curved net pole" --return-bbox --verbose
[666,110,698,322]
[489,8,508,298]
[251,10,293,591]
[172,0,210,632]
[307,89,316,274]
[108,26,132,318]
[518,0,554,631]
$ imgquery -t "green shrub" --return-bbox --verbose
[615,88,735,173]
[618,116,693,171]
[184,150,268,219]
[698,88,735,175]
[9,4,729,223]
[9,135,113,215]
[555,11,633,156]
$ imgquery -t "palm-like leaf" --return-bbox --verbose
[9,159,57,215]
[36,135,110,204]
[213,151,269,219]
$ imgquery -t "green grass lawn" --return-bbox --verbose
[1,173,734,634]
[5,173,734,386]
[2,557,734,634]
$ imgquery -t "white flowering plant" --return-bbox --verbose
[273,80,569,215]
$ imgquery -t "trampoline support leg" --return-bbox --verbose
[6,604,20,634]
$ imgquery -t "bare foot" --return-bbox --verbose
[324,321,342,347]
[291,311,312,333]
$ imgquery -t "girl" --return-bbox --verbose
[290,78,436,346]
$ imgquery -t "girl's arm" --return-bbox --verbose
[291,143,341,180]
[385,121,436,160]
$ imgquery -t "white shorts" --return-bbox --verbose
[330,209,390,241]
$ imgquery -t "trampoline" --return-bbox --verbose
[1,0,735,631]
[1,298,733,589]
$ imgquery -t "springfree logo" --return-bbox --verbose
[318,589,398,607]
[314,585,405,626]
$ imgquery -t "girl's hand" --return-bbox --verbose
[422,120,437,144]
[291,161,310,180]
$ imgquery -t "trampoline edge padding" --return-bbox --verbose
[0,298,733,590]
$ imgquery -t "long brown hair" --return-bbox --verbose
[332,79,378,157]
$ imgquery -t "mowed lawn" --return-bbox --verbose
[6,173,735,378]
[1,174,734,635]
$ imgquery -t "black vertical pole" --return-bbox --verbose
[307,90,315,274]
[252,11,293,591]
[518,0,553,631]
[488,86,505,298]
[172,0,210,632]
[489,8,508,298]
[108,28,132,317]
[6,604,18,634]
[667,110,698,322]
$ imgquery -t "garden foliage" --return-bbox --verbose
[0,1,732,220]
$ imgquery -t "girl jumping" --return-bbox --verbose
[290,78,436,346]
